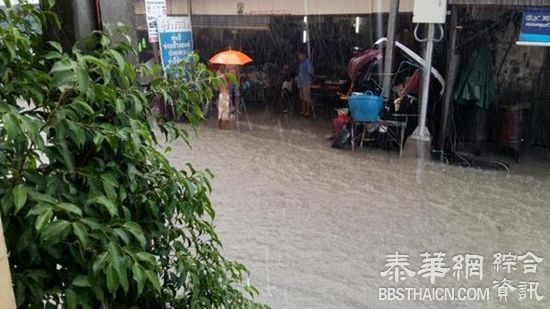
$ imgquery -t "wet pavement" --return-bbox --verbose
[166,110,550,309]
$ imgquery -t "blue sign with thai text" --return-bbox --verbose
[518,8,550,46]
[158,16,193,72]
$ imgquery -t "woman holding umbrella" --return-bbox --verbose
[209,49,253,129]
[215,66,231,129]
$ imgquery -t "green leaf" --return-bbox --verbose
[123,222,146,248]
[27,203,51,217]
[101,174,118,187]
[118,263,129,294]
[135,252,156,267]
[45,51,61,60]
[48,41,63,53]
[0,100,11,113]
[115,98,125,114]
[109,50,125,70]
[45,0,55,10]
[28,191,57,204]
[131,94,143,113]
[113,228,130,245]
[65,288,77,309]
[76,65,89,93]
[72,222,88,246]
[66,120,86,149]
[72,275,90,288]
[225,72,238,84]
[59,141,75,173]
[80,218,101,230]
[13,185,28,214]
[92,252,108,274]
[108,242,121,268]
[93,133,105,148]
[132,263,146,295]
[20,117,44,148]
[145,270,161,292]
[52,70,77,90]
[50,61,72,73]
[41,220,71,243]
[86,193,118,218]
[73,98,95,116]
[106,241,129,294]
[102,180,117,202]
[100,35,111,47]
[106,264,119,293]
[35,208,53,231]
[56,203,82,217]
[2,113,20,141]
[81,55,108,69]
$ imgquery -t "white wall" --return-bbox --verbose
[135,0,414,15]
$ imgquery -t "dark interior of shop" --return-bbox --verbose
[135,6,550,169]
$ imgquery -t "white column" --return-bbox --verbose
[0,217,16,309]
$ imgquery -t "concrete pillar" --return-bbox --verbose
[48,0,138,51]
[382,0,399,99]
[0,217,16,309]
[49,0,97,49]
[72,0,97,40]
[99,0,138,48]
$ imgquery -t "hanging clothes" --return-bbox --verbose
[453,48,496,110]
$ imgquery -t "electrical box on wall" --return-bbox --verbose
[413,0,448,24]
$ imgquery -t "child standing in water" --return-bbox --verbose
[217,67,230,129]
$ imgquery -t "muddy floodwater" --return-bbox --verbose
[166,112,550,309]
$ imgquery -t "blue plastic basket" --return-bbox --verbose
[348,92,383,122]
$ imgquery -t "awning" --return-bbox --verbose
[192,15,270,31]
[449,0,550,6]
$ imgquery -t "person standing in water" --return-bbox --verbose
[226,65,241,115]
[297,50,314,117]
[280,64,293,113]
[217,67,231,129]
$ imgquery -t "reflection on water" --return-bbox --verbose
[166,111,550,309]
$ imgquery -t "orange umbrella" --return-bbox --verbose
[209,50,253,65]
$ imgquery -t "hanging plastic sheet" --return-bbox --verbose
[453,48,497,110]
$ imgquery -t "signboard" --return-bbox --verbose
[158,16,194,73]
[517,8,550,46]
[144,0,167,43]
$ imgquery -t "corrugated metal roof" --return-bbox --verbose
[449,0,550,6]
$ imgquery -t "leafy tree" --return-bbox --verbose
[0,1,265,308]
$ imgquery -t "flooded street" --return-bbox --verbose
[167,112,550,309]
[4,0,550,307]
